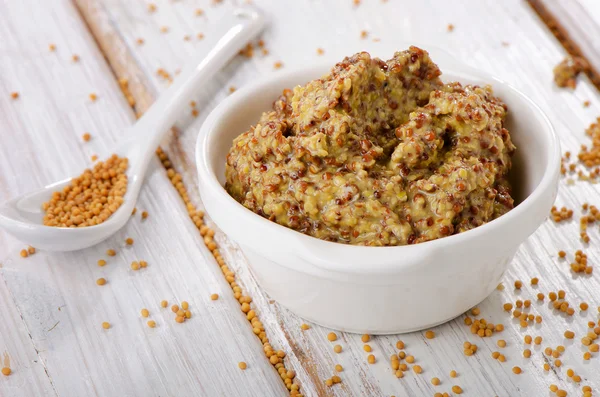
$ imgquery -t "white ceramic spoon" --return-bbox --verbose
[0,6,265,252]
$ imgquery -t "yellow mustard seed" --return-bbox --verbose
[531,277,539,285]
[107,249,116,256]
[175,316,185,323]
[512,366,522,374]
[413,365,423,374]
[141,308,149,318]
[327,332,337,342]
[27,246,35,254]
[301,323,310,330]
[333,345,342,353]
[96,278,106,286]
[20,249,28,258]
[139,260,147,268]
[160,300,168,308]
[1,367,11,376]
[361,334,370,343]
[450,370,457,378]
[452,385,463,394]
[131,261,140,271]
[406,355,415,363]
[181,301,189,310]
[523,349,531,358]
[185,310,191,319]
[431,377,440,386]
[335,364,343,372]
[497,340,506,348]
[97,259,106,266]
[367,354,375,364]
[171,304,179,313]
[210,294,219,300]
[102,321,110,329]
[125,237,133,245]
[514,280,522,289]
[565,330,575,339]
[147,320,156,328]
[396,340,405,349]
[363,345,372,352]
[141,211,148,219]
[238,362,247,370]
[425,330,435,339]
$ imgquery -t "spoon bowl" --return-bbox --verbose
[0,6,265,251]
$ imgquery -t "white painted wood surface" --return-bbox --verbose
[1,0,600,396]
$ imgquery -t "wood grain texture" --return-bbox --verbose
[2,0,600,396]
[0,1,286,396]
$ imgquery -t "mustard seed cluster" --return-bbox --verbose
[42,154,128,227]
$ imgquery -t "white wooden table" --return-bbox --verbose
[1,0,600,396]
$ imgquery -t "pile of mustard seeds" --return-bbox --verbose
[42,154,128,227]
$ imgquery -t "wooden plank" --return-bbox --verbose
[0,0,287,396]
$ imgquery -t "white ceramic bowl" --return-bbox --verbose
[196,58,560,334]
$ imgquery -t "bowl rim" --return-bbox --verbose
[195,61,561,271]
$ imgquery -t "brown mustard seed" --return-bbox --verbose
[327,332,337,342]
[96,278,106,286]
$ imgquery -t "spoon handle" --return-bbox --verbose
[119,5,266,164]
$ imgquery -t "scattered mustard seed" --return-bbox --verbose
[238,361,247,370]
[396,340,405,349]
[20,249,28,258]
[367,354,375,364]
[96,278,106,286]
[450,370,457,378]
[131,261,140,271]
[431,377,440,386]
[333,345,342,353]
[210,294,219,300]
[1,367,11,376]
[181,301,189,310]
[335,364,343,372]
[125,237,134,245]
[512,366,522,374]
[141,308,149,318]
[160,300,168,308]
[102,321,110,329]
[327,332,337,342]
[97,259,106,267]
[425,330,435,339]
[452,385,463,394]
[361,334,370,343]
